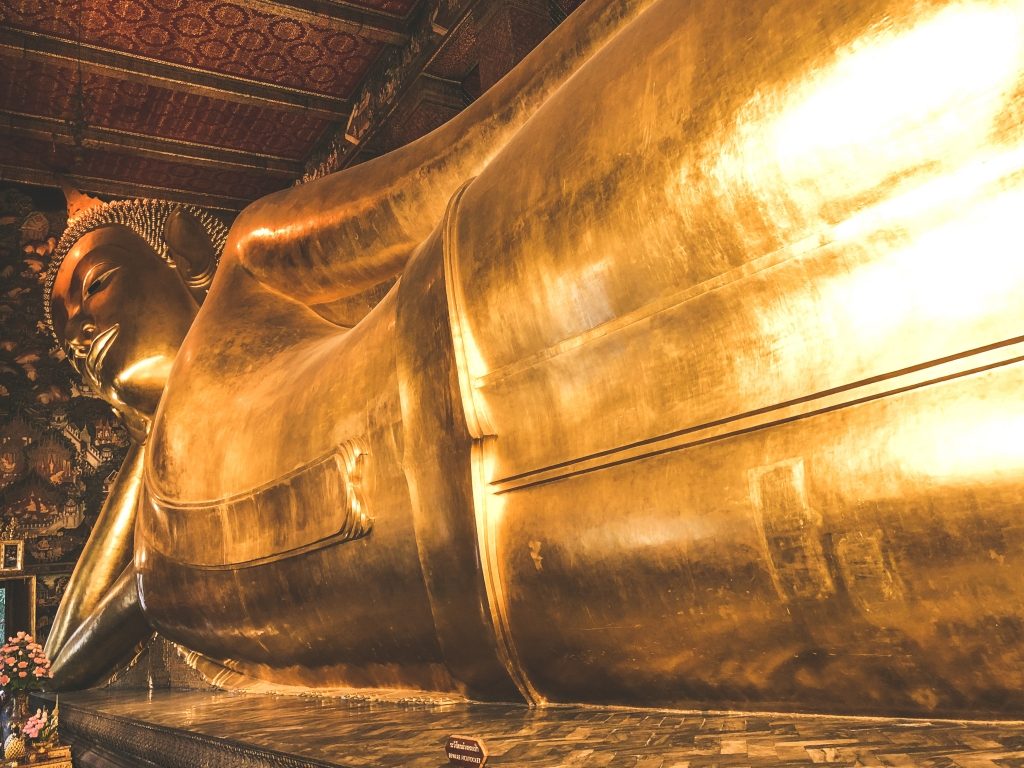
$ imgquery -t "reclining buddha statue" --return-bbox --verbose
[44,0,1024,718]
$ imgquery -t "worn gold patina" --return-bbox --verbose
[46,0,1024,718]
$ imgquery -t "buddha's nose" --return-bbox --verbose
[66,316,97,359]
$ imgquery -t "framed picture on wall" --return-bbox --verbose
[0,541,24,574]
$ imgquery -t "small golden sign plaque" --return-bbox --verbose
[445,735,488,766]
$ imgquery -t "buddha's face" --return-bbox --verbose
[50,225,199,425]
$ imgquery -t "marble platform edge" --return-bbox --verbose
[40,694,342,768]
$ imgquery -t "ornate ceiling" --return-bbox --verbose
[0,0,581,212]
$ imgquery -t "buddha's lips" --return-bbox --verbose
[85,324,119,380]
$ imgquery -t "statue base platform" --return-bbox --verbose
[38,690,1024,767]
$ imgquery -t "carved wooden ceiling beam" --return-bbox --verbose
[0,165,250,212]
[1,111,304,177]
[243,0,411,45]
[0,29,351,121]
[300,0,554,181]
[301,0,482,181]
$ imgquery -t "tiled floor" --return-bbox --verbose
[56,689,1024,767]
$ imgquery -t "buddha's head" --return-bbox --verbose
[44,197,228,437]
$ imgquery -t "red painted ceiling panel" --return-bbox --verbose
[332,0,418,16]
[1,136,288,200]
[2,0,384,97]
[0,55,331,159]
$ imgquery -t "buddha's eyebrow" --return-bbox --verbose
[81,262,111,292]
[71,256,110,300]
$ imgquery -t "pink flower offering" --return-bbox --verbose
[22,709,49,740]
[0,630,53,697]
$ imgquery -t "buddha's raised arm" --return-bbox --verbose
[226,0,651,312]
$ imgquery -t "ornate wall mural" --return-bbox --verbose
[0,185,130,643]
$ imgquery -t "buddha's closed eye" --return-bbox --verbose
[85,266,120,297]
